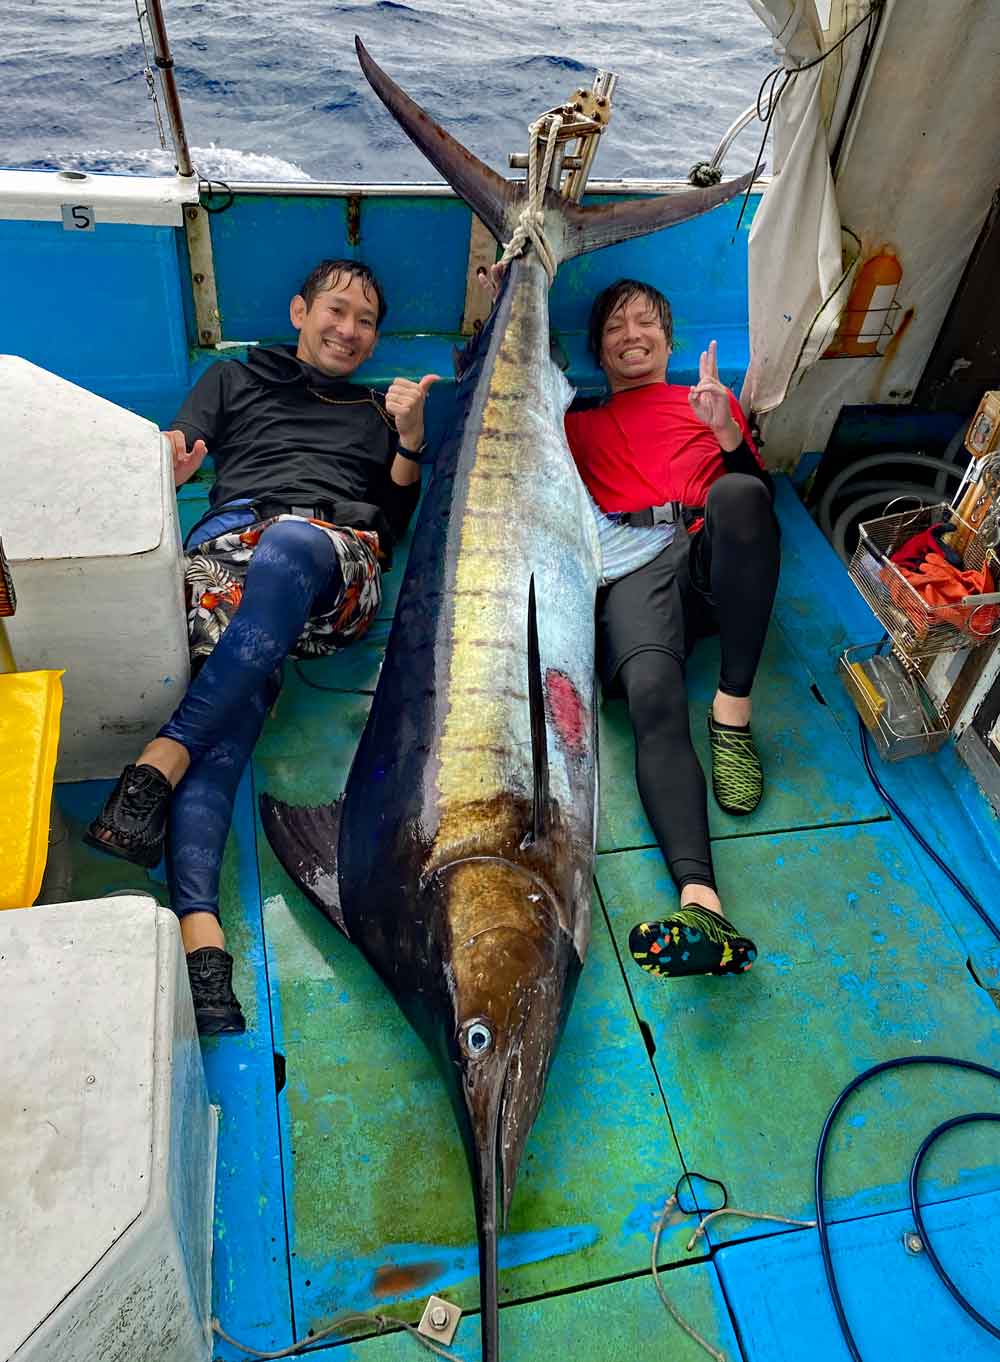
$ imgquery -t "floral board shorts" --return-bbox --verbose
[184,513,382,669]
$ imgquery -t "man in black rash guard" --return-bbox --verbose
[86,258,437,1034]
[564,278,780,982]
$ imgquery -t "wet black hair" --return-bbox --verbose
[297,259,388,328]
[587,278,672,362]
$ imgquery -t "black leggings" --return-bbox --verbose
[618,475,779,891]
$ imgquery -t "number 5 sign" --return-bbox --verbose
[61,204,95,232]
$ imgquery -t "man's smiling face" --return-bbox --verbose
[599,290,671,393]
[291,270,379,378]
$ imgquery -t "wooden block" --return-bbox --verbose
[461,214,498,336]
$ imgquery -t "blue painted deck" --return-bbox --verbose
[56,475,1000,1362]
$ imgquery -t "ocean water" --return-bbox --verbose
[2,1,774,182]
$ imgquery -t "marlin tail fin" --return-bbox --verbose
[560,171,755,259]
[355,36,516,244]
[355,37,753,264]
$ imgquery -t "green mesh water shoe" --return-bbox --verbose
[707,711,763,816]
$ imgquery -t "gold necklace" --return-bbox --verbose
[308,386,396,432]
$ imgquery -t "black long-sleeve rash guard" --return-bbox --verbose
[173,345,420,552]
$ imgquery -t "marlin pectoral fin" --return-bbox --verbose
[560,169,757,259]
[259,793,349,938]
[355,36,516,244]
[527,574,550,845]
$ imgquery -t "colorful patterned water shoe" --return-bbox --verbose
[187,947,247,1036]
[707,711,763,816]
[629,904,757,979]
[84,763,172,869]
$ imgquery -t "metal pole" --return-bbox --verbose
[563,70,617,202]
[144,0,195,178]
[709,102,759,171]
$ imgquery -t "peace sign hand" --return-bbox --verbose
[687,341,742,449]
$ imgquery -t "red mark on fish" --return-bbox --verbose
[545,669,587,757]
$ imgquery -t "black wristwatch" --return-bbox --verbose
[397,441,427,459]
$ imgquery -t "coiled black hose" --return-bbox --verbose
[815,1056,1000,1361]
[815,728,1000,1358]
[909,1112,1000,1340]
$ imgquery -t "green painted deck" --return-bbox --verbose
[55,478,1000,1361]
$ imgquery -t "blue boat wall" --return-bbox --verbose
[0,169,760,431]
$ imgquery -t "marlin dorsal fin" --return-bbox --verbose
[527,575,550,844]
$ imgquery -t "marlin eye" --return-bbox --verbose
[461,1021,494,1057]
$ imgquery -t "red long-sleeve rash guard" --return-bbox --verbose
[564,382,763,515]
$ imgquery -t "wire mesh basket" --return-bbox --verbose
[848,501,1000,660]
[839,642,949,762]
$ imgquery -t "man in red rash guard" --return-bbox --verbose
[564,278,780,982]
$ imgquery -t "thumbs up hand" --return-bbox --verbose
[385,373,441,453]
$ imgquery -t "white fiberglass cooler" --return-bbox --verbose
[0,355,189,780]
[0,896,217,1362]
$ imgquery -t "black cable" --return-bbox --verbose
[831,1,884,168]
[732,70,786,237]
[858,714,1000,944]
[293,658,374,696]
[732,2,884,239]
[815,1055,1000,1362]
[909,1112,1000,1339]
[796,2,884,76]
[673,1170,728,1215]
[202,178,235,213]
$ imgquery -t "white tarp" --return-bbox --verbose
[740,0,868,414]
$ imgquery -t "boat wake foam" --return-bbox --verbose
[16,144,313,181]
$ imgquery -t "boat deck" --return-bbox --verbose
[56,477,1000,1362]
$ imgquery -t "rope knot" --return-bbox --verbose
[688,161,722,187]
[498,114,563,286]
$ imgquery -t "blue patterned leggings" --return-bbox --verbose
[161,516,344,920]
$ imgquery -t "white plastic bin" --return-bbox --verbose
[0,896,216,1362]
[0,355,189,779]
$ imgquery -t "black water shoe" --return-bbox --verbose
[85,763,172,869]
[186,947,247,1036]
[629,904,757,978]
[707,712,764,816]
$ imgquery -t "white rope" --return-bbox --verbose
[685,1206,816,1252]
[498,114,563,286]
[651,1190,818,1362]
[651,1196,728,1362]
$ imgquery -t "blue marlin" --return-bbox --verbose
[261,38,751,1361]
